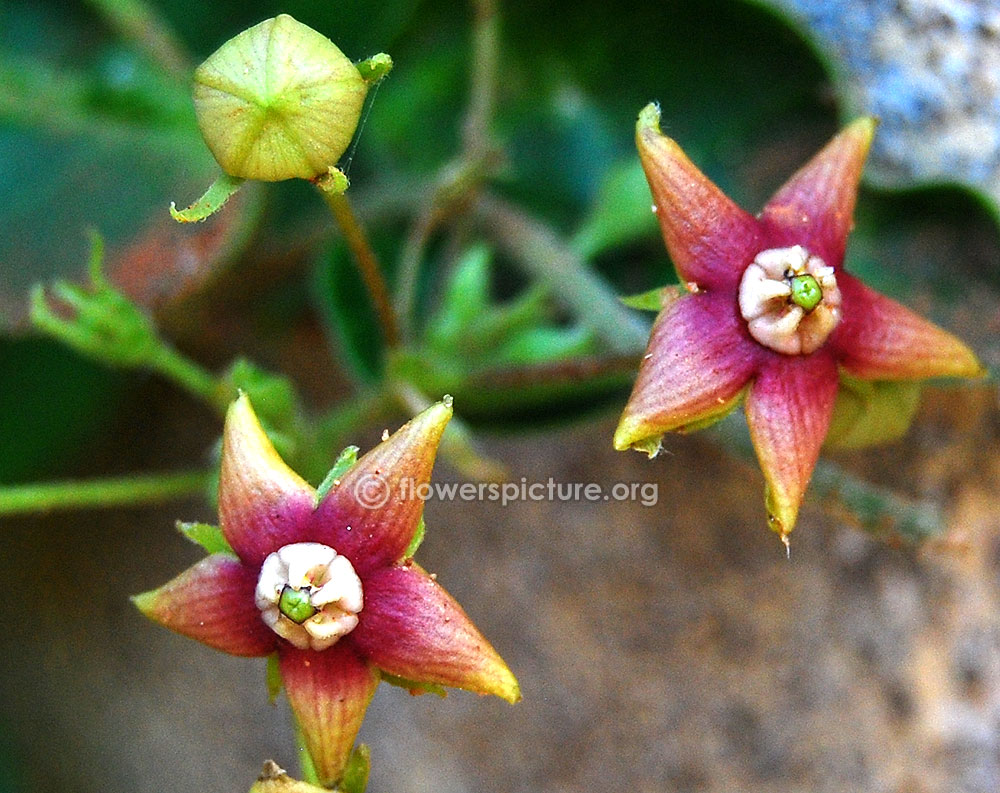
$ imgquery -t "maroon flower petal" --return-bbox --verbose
[614,291,760,452]
[745,351,839,539]
[636,103,764,291]
[279,644,379,787]
[759,117,876,267]
[314,401,452,575]
[352,563,520,703]
[133,554,276,657]
[218,395,318,567]
[831,273,985,380]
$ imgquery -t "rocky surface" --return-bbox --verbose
[774,0,1000,199]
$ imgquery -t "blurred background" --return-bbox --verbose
[2,0,1000,791]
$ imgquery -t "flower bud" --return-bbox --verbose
[193,14,367,182]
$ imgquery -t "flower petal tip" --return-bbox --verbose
[130,589,156,617]
[495,669,522,704]
[636,102,663,136]
[613,418,662,458]
[765,485,799,544]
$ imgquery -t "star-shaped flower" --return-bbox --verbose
[615,104,983,542]
[135,395,519,787]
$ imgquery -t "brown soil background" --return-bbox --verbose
[3,373,999,793]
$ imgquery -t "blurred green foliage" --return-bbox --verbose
[1,0,998,488]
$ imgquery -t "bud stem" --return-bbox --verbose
[318,188,401,347]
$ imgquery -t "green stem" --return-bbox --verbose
[84,0,192,80]
[463,0,499,154]
[149,346,229,414]
[319,189,401,348]
[393,0,503,338]
[0,470,213,516]
[810,459,944,544]
[473,193,650,354]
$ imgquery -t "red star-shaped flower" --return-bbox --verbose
[135,395,519,787]
[615,104,983,541]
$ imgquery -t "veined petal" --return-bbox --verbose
[314,401,452,575]
[352,563,520,703]
[830,273,985,380]
[760,117,876,267]
[614,292,760,452]
[219,395,317,567]
[745,351,839,540]
[133,554,276,657]
[279,644,379,788]
[636,103,764,291]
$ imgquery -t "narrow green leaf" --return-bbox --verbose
[621,285,685,313]
[315,446,360,505]
[176,521,235,556]
[571,157,659,258]
[496,325,595,365]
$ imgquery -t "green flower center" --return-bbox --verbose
[789,274,822,312]
[279,585,318,624]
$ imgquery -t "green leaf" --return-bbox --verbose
[571,157,659,259]
[338,745,371,793]
[618,285,685,313]
[315,446,360,505]
[387,349,635,430]
[312,240,388,384]
[223,359,302,435]
[495,325,595,366]
[825,375,923,450]
[423,245,492,348]
[176,521,235,557]
[379,671,446,697]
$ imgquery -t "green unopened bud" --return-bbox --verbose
[789,274,822,312]
[193,14,368,182]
